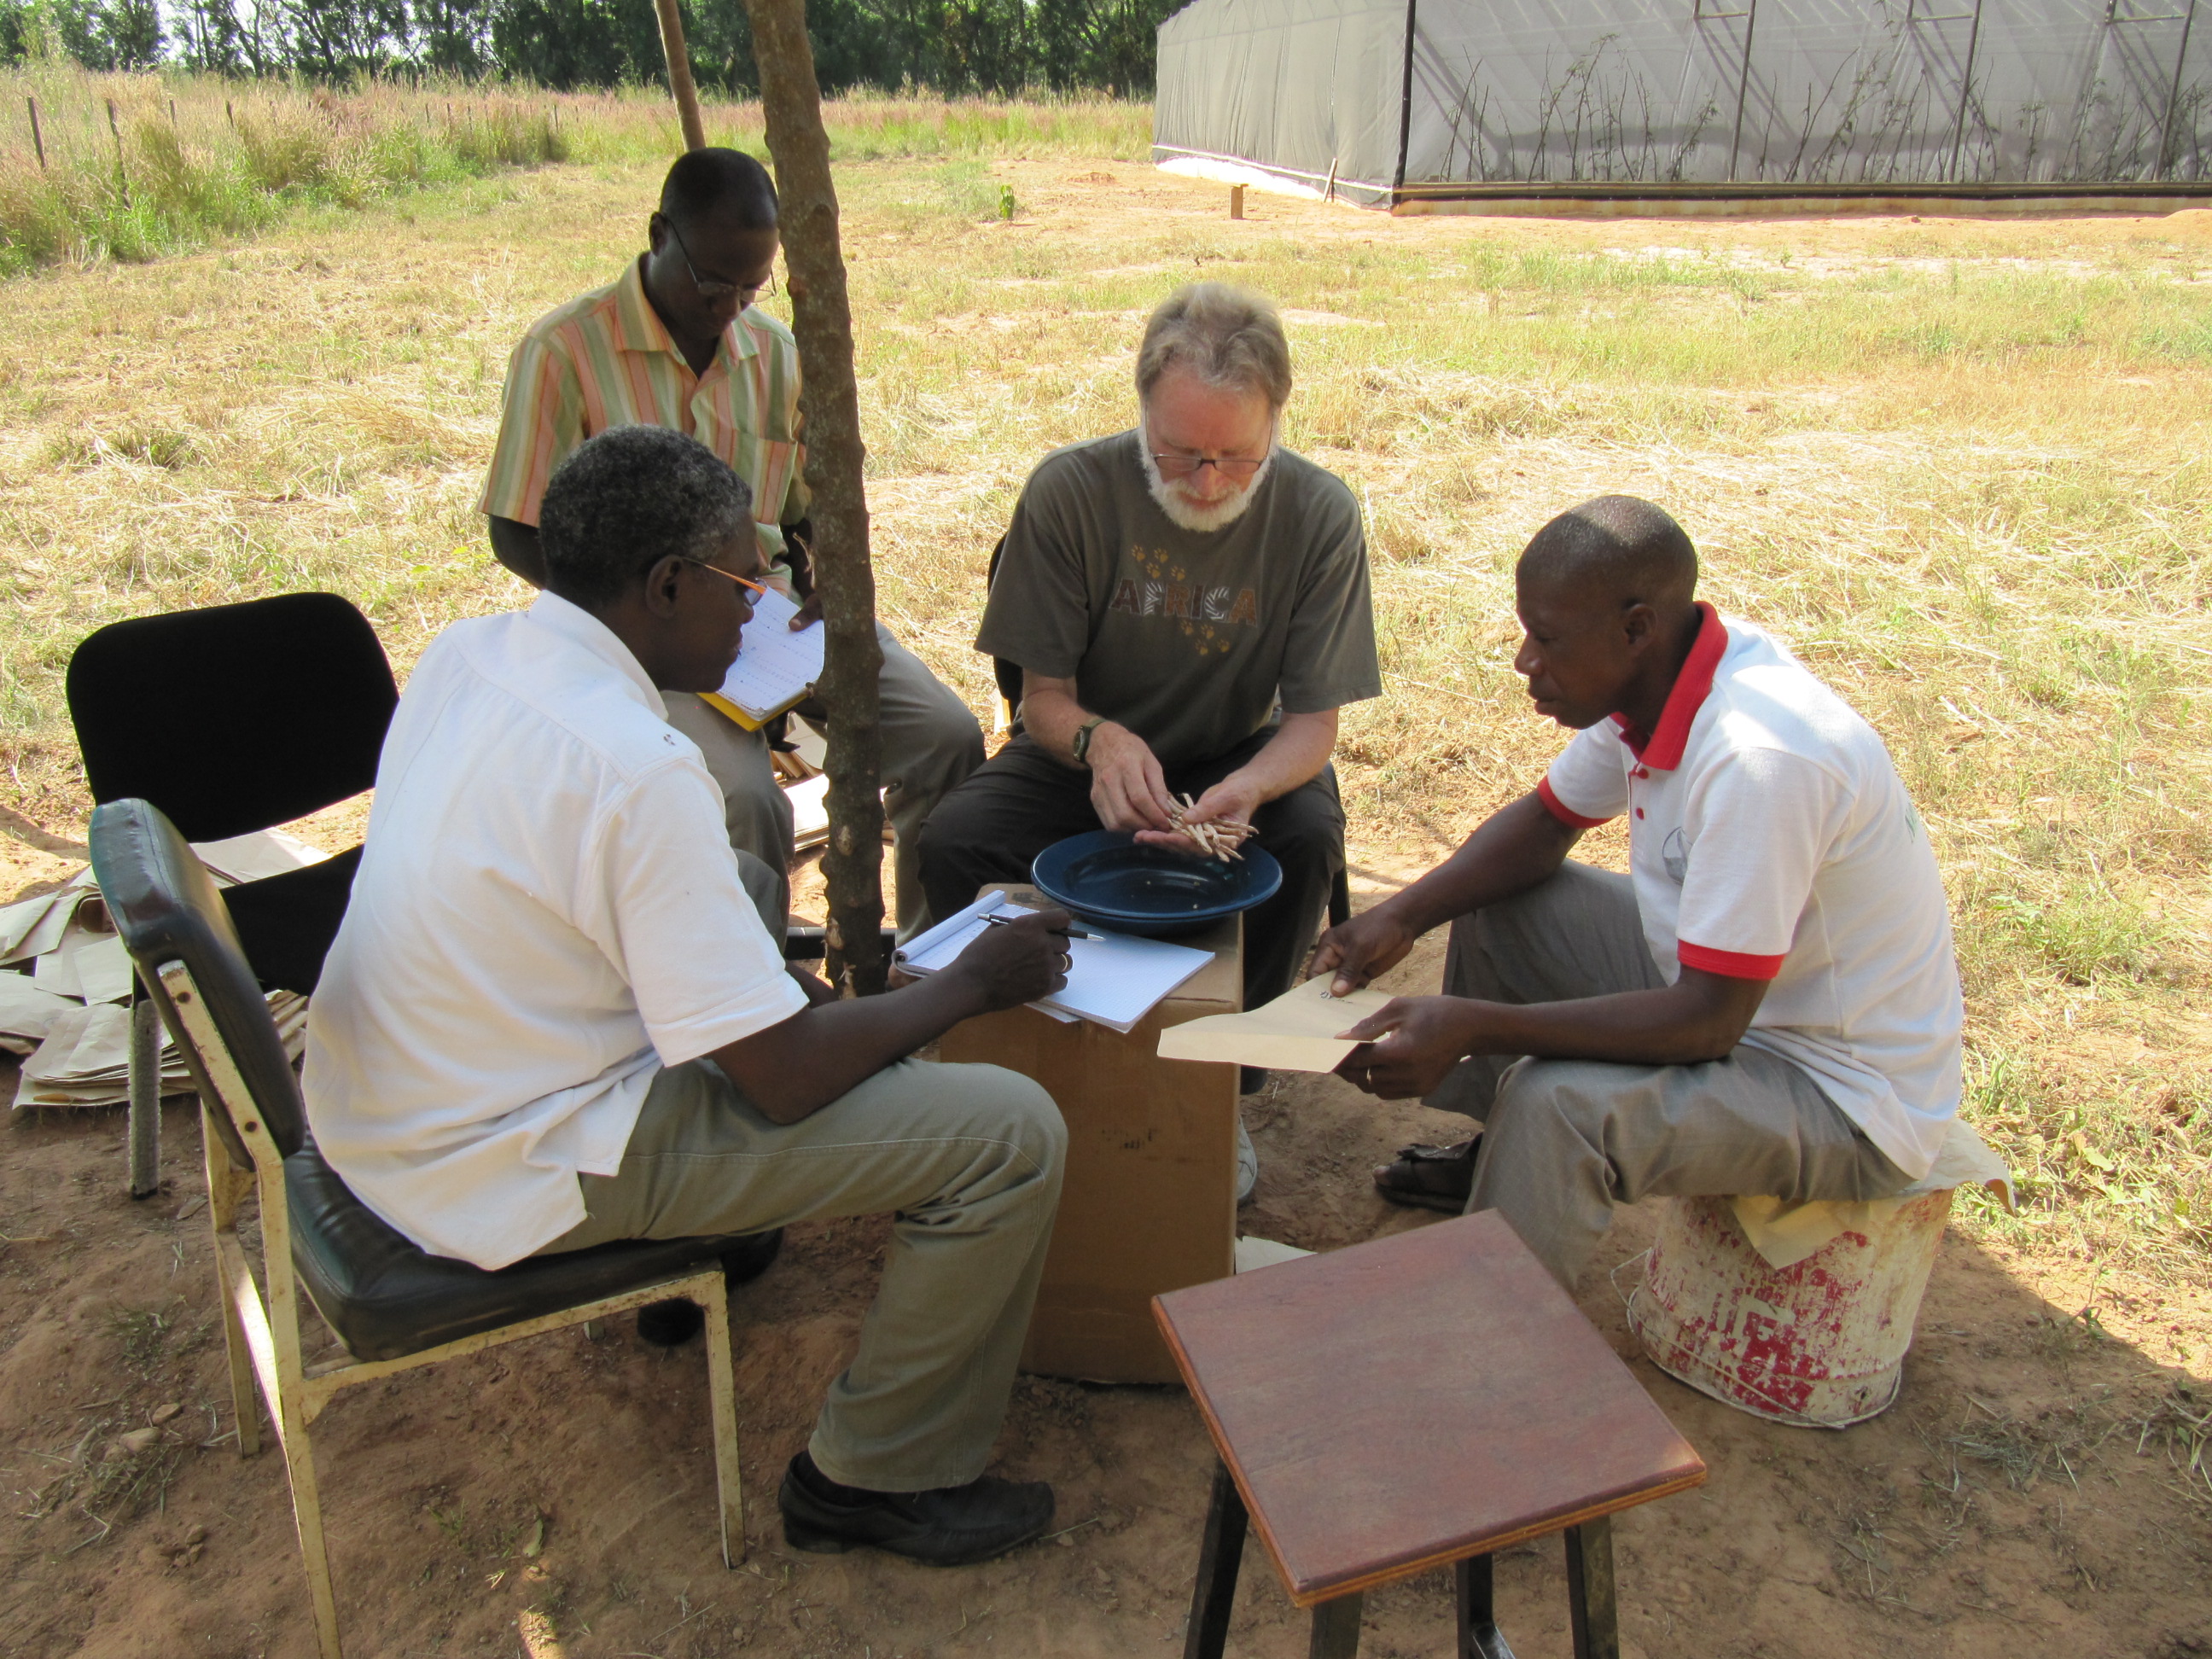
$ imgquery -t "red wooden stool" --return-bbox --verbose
[1154,1212,1708,1658]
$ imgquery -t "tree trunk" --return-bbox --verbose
[651,0,708,152]
[742,0,889,998]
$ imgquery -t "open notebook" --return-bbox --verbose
[895,892,1214,1034]
[701,587,826,730]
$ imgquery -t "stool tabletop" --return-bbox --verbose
[1154,1211,1706,1606]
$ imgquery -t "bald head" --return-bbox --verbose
[1511,497,1707,734]
[1516,495,1697,618]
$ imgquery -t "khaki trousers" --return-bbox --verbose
[537,1057,1064,1493]
[664,624,986,938]
[1428,860,1907,1291]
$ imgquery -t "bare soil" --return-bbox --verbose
[5,887,2208,1659]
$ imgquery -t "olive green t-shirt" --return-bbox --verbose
[978,431,1382,771]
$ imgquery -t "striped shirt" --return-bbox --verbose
[480,255,809,570]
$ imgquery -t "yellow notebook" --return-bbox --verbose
[701,588,824,731]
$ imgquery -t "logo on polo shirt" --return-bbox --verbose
[1662,827,1689,885]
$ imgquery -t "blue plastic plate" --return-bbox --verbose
[1030,830,1283,938]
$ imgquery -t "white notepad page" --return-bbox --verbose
[896,892,1214,1033]
[712,587,826,724]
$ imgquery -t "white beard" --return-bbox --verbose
[1138,433,1275,534]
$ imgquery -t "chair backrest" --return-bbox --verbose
[982,536,1024,719]
[67,592,398,843]
[89,798,309,1167]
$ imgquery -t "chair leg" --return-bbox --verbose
[127,987,161,1198]
[1564,1517,1620,1659]
[271,1411,343,1659]
[1456,1554,1516,1659]
[1183,1459,1249,1659]
[1307,1592,1364,1659]
[702,1276,744,1569]
[1328,864,1352,929]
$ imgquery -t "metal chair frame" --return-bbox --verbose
[155,957,742,1659]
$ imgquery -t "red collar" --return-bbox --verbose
[1612,602,1726,770]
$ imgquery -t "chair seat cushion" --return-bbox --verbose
[285,1145,744,1365]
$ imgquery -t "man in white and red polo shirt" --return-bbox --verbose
[1309,495,1962,1290]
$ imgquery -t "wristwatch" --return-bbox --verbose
[1070,716,1107,767]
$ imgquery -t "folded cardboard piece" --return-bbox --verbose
[1156,974,1394,1073]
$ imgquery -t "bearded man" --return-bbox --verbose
[917,283,1381,1028]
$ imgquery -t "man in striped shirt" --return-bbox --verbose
[481,147,983,933]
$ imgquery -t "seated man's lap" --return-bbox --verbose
[538,1057,1063,1256]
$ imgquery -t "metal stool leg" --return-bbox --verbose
[1564,1517,1620,1659]
[1307,1592,1364,1659]
[1456,1553,1517,1659]
[1184,1460,1249,1659]
[127,978,161,1198]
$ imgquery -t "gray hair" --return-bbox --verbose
[539,426,754,606]
[1135,283,1293,410]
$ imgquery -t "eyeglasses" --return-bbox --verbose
[683,557,771,596]
[1151,452,1267,481]
[662,218,777,306]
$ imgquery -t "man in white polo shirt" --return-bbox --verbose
[1309,494,1960,1291]
[307,425,1077,1566]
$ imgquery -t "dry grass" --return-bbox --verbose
[1,148,2208,1289]
[0,68,1150,274]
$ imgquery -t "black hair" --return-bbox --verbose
[538,427,754,607]
[1516,495,1698,612]
[658,147,778,231]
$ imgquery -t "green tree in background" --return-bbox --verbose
[0,0,1182,91]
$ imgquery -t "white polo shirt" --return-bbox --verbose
[304,593,806,1269]
[1536,605,1963,1179]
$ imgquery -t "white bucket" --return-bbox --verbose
[1625,1189,1953,1429]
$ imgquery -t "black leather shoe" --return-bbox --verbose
[719,1227,784,1287]
[777,1452,1054,1566]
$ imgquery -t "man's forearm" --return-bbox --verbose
[1450,973,1761,1068]
[488,515,547,587]
[712,969,995,1125]
[1218,710,1336,807]
[1019,678,1098,768]
[1385,792,1583,935]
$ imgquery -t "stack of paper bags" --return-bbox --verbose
[3,829,327,1110]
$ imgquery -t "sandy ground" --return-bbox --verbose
[4,171,2210,1656]
[4,892,2209,1659]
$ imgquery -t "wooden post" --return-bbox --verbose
[652,0,709,152]
[1230,183,1245,219]
[26,95,44,169]
[742,0,889,998]
[107,98,128,199]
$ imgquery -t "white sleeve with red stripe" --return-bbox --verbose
[1675,748,1838,981]
[1538,725,1627,828]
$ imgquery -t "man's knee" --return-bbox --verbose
[955,1063,1067,1180]
[1489,1058,1620,1150]
[1258,780,1344,872]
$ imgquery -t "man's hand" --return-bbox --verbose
[946,907,1076,1011]
[1307,904,1423,996]
[1133,776,1262,855]
[1086,724,1179,834]
[791,591,824,628]
[1333,996,1482,1099]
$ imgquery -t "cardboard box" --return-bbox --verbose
[938,884,1240,1383]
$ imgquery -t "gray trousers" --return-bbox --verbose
[665,623,986,938]
[538,1056,1064,1493]
[1429,861,1907,1291]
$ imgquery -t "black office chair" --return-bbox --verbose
[981,536,1352,930]
[67,593,398,1195]
[90,798,755,1659]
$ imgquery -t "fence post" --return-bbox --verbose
[26,95,44,170]
[106,98,129,200]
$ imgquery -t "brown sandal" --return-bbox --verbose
[1371,1138,1480,1213]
